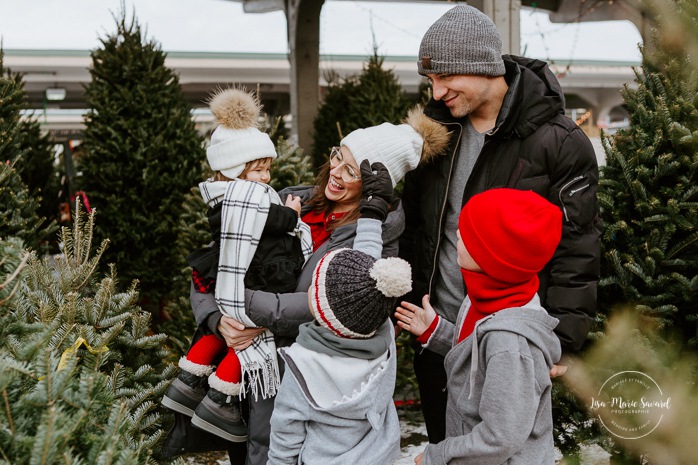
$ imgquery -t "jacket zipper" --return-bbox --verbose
[427,121,463,295]
[558,175,586,222]
[569,184,590,196]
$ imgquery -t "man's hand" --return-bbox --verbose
[218,315,266,350]
[395,294,437,337]
[550,364,569,378]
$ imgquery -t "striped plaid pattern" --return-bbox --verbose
[199,179,313,399]
[191,268,215,294]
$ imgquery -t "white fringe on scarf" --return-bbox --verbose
[199,179,313,399]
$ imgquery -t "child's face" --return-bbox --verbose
[456,229,482,272]
[241,158,272,184]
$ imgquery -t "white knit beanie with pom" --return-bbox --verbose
[340,107,450,187]
[206,87,276,179]
[341,123,422,187]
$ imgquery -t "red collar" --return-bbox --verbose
[302,209,347,226]
[302,209,348,251]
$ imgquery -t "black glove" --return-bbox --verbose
[359,160,393,221]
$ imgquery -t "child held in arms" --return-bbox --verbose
[162,87,312,443]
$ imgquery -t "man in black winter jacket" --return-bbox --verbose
[399,4,601,444]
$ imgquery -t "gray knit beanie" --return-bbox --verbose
[418,5,505,77]
[309,248,412,339]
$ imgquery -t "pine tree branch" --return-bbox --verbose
[2,388,13,434]
[0,250,30,305]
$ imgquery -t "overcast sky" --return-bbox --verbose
[1,0,643,61]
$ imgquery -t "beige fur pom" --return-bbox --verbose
[404,106,450,164]
[208,87,261,130]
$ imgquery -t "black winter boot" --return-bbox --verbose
[161,358,212,417]
[191,375,247,443]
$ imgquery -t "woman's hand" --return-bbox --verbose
[218,315,267,350]
[395,294,437,337]
[285,194,302,217]
[359,160,393,221]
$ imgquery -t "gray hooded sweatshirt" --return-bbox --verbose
[267,320,401,464]
[422,295,561,465]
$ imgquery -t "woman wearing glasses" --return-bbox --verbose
[182,108,449,465]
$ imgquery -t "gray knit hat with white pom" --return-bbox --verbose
[309,248,412,338]
[417,5,505,77]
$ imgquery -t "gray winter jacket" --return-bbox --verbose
[421,296,561,465]
[190,184,405,348]
[267,321,401,465]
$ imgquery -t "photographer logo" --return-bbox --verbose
[589,371,671,439]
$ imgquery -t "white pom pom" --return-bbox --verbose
[370,257,412,298]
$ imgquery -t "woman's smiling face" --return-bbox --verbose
[324,145,362,212]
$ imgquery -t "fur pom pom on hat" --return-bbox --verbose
[340,106,449,187]
[310,249,412,339]
[206,87,276,179]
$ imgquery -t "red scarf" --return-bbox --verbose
[457,269,539,343]
[302,210,346,251]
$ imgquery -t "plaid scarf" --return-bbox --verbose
[199,179,313,399]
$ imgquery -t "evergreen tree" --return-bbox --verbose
[0,50,56,252]
[269,136,316,191]
[78,9,204,316]
[0,204,180,464]
[0,237,29,306]
[0,48,60,237]
[0,160,52,254]
[598,18,698,349]
[14,119,60,237]
[311,51,412,169]
[159,185,209,357]
[592,2,698,462]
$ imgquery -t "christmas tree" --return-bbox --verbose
[585,1,698,462]
[0,50,56,253]
[311,51,412,169]
[598,22,698,350]
[14,116,59,241]
[0,203,180,464]
[77,8,204,317]
[0,161,49,254]
[269,135,316,191]
[0,49,60,239]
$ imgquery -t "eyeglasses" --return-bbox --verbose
[329,147,360,183]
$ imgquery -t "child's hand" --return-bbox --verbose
[285,194,302,216]
[395,294,437,337]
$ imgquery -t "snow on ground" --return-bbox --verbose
[183,408,610,465]
[393,418,428,464]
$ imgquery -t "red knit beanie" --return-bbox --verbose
[458,189,562,283]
